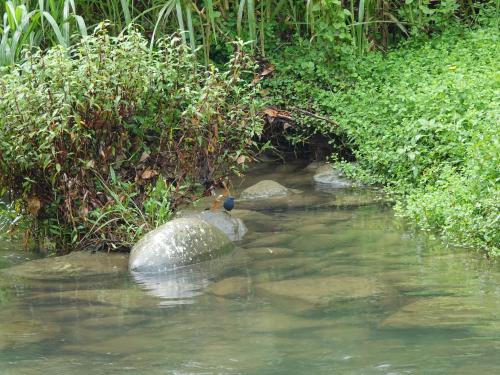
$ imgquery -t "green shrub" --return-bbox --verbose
[265,22,499,255]
[0,25,263,251]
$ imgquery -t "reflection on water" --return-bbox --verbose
[132,254,249,306]
[0,162,499,375]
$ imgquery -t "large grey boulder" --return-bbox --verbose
[240,180,289,200]
[129,218,233,272]
[176,211,247,241]
[313,164,353,189]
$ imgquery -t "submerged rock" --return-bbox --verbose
[313,164,353,189]
[244,232,294,248]
[177,210,247,241]
[1,251,128,281]
[243,247,294,260]
[240,180,290,200]
[206,276,252,298]
[290,234,339,252]
[256,276,381,306]
[129,218,233,272]
[30,287,160,310]
[0,310,61,350]
[251,256,319,274]
[231,209,281,232]
[381,296,499,330]
[304,160,323,171]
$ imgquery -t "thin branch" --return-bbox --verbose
[291,107,340,127]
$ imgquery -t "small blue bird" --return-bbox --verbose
[223,197,235,213]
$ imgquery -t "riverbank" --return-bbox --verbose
[0,30,263,252]
[0,6,497,256]
[265,21,499,256]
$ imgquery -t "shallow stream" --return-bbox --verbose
[0,162,499,374]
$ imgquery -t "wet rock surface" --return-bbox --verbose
[176,210,248,241]
[313,164,354,189]
[240,180,290,200]
[129,218,233,272]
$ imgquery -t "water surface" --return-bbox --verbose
[0,162,499,374]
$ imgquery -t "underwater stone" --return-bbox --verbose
[1,251,128,281]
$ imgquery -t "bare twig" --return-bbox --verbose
[291,107,340,127]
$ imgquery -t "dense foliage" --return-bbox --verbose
[1,0,488,66]
[264,15,499,255]
[0,0,498,255]
[0,27,262,251]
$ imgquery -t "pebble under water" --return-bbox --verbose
[0,162,499,375]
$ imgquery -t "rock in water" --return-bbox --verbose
[176,211,247,241]
[1,251,128,281]
[313,164,353,189]
[240,180,289,200]
[129,218,233,272]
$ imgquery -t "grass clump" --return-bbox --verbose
[0,25,262,252]
[265,22,499,255]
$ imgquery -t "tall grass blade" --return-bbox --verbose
[42,11,66,47]
[237,0,246,37]
[175,0,187,45]
[247,0,256,45]
[206,0,217,43]
[357,0,366,54]
[184,2,196,51]
[150,0,175,50]
[120,0,132,27]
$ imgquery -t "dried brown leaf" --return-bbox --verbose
[236,155,246,164]
[139,152,150,163]
[27,196,41,216]
[141,169,158,180]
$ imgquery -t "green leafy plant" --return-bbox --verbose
[263,12,499,255]
[0,25,263,251]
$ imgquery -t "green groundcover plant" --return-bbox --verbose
[0,25,263,252]
[265,18,499,255]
